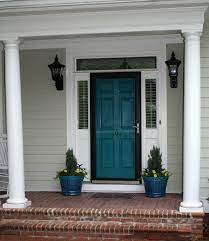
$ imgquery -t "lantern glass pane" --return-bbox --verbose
[170,65,177,75]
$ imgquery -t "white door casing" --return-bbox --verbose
[74,72,90,180]
[141,71,161,171]
[73,69,161,185]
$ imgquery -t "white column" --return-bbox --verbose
[3,39,31,208]
[180,32,203,213]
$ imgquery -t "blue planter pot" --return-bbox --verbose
[143,176,168,198]
[59,176,84,196]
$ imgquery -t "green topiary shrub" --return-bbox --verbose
[66,149,77,175]
[55,148,87,179]
[142,146,170,178]
[147,146,163,174]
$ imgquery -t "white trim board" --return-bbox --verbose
[82,184,145,193]
[202,199,209,213]
[25,183,182,194]
[20,34,183,50]
[0,0,208,12]
[0,2,207,27]
[0,6,207,40]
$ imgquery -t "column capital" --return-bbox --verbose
[182,31,201,41]
[3,38,21,48]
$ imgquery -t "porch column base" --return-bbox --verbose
[3,200,31,209]
[179,201,203,213]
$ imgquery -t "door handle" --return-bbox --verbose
[132,123,140,134]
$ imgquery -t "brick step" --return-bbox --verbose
[0,235,192,241]
[0,207,192,223]
[0,207,200,229]
[0,208,204,240]
[0,218,192,234]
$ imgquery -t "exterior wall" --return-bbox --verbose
[200,13,209,199]
[0,44,6,188]
[166,44,184,194]
[0,45,4,137]
[19,36,183,192]
[20,49,66,191]
[17,23,209,197]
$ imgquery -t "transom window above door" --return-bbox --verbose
[76,57,157,71]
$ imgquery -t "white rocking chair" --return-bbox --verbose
[0,138,9,198]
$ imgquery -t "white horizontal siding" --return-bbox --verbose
[24,154,65,163]
[25,163,64,172]
[24,136,66,146]
[166,44,183,194]
[0,49,3,136]
[20,49,66,191]
[202,118,209,128]
[202,130,209,139]
[25,180,60,192]
[24,129,67,137]
[200,15,209,198]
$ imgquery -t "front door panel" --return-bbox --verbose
[91,73,141,180]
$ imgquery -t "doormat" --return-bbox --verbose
[92,193,134,199]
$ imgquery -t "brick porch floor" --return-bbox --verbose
[25,192,182,210]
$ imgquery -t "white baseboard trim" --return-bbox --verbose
[179,206,204,213]
[202,198,209,213]
[25,183,145,193]
[82,183,145,193]
[25,181,182,194]
[3,200,32,209]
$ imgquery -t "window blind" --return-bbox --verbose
[145,79,157,128]
[78,81,88,129]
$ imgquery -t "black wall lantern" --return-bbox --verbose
[165,51,181,88]
[48,55,65,91]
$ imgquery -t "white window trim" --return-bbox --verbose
[141,70,165,170]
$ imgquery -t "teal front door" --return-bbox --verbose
[91,73,141,180]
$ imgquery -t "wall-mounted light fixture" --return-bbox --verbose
[48,55,65,91]
[165,51,181,88]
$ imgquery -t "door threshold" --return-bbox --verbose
[92,180,139,185]
[82,183,144,193]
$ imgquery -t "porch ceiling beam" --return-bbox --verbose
[0,0,207,14]
[0,6,207,41]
